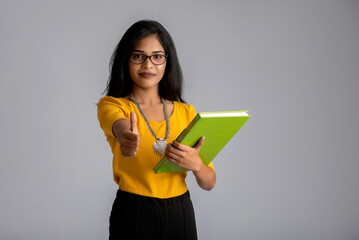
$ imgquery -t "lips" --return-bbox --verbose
[139,72,156,78]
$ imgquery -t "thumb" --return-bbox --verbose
[130,111,138,134]
[193,136,205,151]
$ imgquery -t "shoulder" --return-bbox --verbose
[97,96,137,119]
[98,96,128,106]
[174,101,195,111]
[173,101,197,119]
[98,96,133,110]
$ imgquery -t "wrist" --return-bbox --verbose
[193,161,206,175]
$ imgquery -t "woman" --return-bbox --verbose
[97,20,216,240]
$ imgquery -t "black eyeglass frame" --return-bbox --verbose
[129,54,168,65]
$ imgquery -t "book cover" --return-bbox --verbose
[153,111,251,174]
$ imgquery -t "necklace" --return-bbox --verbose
[130,94,170,156]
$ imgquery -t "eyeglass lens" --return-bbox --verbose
[130,54,166,65]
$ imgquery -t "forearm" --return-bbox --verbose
[193,165,216,191]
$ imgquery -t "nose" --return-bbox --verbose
[142,57,153,68]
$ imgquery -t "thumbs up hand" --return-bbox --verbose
[119,111,140,158]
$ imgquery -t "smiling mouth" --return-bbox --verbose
[139,72,156,78]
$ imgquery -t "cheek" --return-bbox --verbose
[159,64,166,76]
[129,64,138,78]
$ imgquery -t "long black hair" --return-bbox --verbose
[104,20,185,103]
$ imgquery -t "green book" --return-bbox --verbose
[153,111,251,174]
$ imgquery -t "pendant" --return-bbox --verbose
[153,138,167,156]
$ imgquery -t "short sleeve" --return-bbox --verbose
[97,97,128,138]
[207,161,215,171]
[188,104,197,121]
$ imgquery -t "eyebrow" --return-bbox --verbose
[132,49,165,54]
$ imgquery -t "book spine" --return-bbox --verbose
[153,157,167,173]
[176,113,201,143]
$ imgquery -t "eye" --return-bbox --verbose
[153,54,164,59]
[133,54,145,60]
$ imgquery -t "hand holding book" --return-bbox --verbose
[165,137,205,172]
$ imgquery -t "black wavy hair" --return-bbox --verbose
[104,20,185,103]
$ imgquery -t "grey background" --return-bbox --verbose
[1,0,358,239]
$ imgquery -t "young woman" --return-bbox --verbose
[97,20,216,240]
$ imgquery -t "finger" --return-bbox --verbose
[193,136,205,151]
[121,146,138,154]
[121,149,136,158]
[120,144,138,151]
[171,141,187,151]
[121,148,138,157]
[167,143,184,158]
[126,151,136,157]
[120,137,139,148]
[166,156,177,164]
[165,145,179,161]
[166,153,180,165]
[130,111,138,134]
[122,131,140,142]
[166,151,180,162]
[167,155,186,169]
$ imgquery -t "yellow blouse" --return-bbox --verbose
[97,96,214,199]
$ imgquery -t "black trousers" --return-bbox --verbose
[109,189,198,240]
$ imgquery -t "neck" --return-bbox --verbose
[131,87,162,105]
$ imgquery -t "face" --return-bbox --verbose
[129,34,167,91]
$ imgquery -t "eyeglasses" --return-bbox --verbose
[129,53,168,65]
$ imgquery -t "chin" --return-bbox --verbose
[135,82,160,90]
[134,79,161,89]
